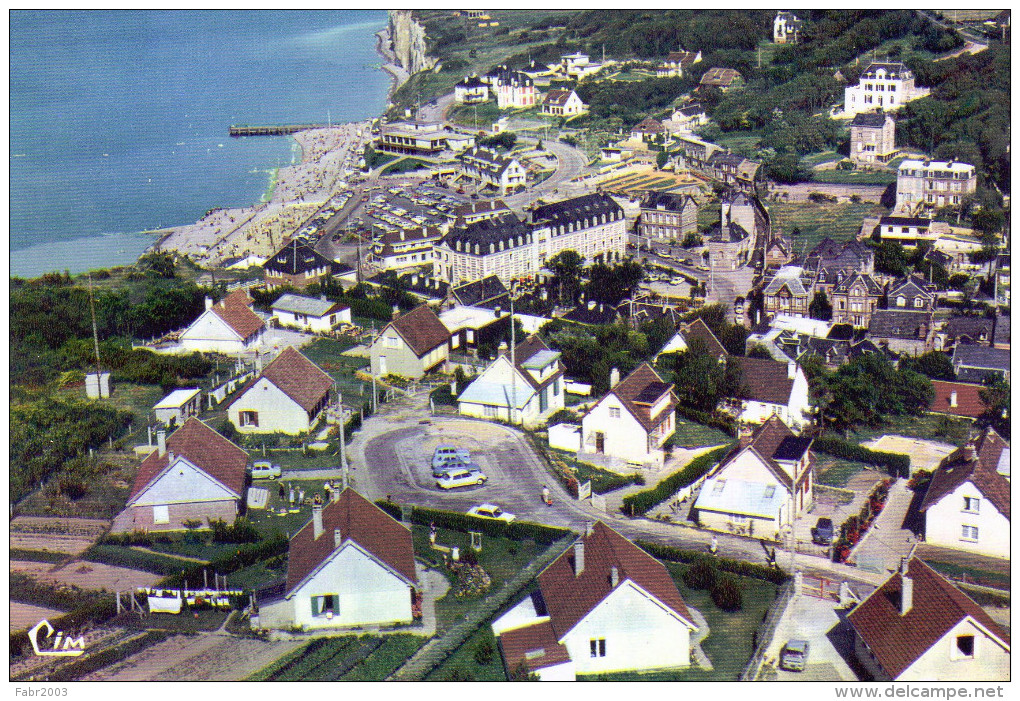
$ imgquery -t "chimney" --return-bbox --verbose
[949,391,958,408]
[610,566,619,588]
[392,304,400,320]
[334,529,343,548]
[609,368,620,388]
[411,274,419,286]
[964,443,977,461]
[900,570,913,616]
[204,296,213,311]
[156,430,167,457]
[498,340,509,355]
[587,300,596,310]
[738,422,753,447]
[573,541,585,576]
[320,294,327,302]
[787,361,797,380]
[312,498,324,540]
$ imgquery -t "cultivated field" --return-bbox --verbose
[9,602,67,632]
[12,559,162,591]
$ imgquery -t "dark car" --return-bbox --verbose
[812,517,834,545]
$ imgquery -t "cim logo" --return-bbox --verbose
[28,619,86,657]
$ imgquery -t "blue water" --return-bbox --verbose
[9,10,389,277]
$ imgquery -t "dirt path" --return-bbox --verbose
[83,634,303,681]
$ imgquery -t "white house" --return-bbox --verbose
[654,317,727,361]
[919,428,1010,559]
[694,417,813,539]
[773,11,802,44]
[580,363,677,466]
[179,290,266,355]
[110,418,248,533]
[492,521,697,680]
[227,347,334,435]
[848,557,1010,681]
[255,489,418,631]
[457,336,565,428]
[728,357,812,432]
[542,89,587,117]
[843,62,930,116]
[454,74,489,104]
[153,388,202,427]
[271,293,351,333]
[369,304,451,379]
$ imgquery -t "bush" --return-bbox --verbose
[711,576,743,611]
[636,540,790,584]
[209,517,261,544]
[813,436,910,478]
[621,444,733,516]
[682,560,718,590]
[473,641,495,666]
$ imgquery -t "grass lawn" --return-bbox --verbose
[146,539,245,562]
[412,524,544,632]
[82,544,200,576]
[769,200,886,253]
[577,562,779,681]
[712,131,761,158]
[424,616,507,681]
[547,449,641,494]
[223,557,288,592]
[814,455,874,488]
[802,150,841,167]
[257,448,343,472]
[103,382,166,429]
[671,420,732,449]
[447,100,504,128]
[245,478,336,539]
[810,169,896,185]
[250,633,427,681]
[924,559,1011,591]
[840,413,971,446]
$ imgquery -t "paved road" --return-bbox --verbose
[345,394,887,588]
[503,137,591,209]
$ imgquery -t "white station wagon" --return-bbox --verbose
[436,468,486,490]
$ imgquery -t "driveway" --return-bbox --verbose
[766,594,859,681]
[848,479,917,574]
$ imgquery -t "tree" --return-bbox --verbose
[667,338,742,412]
[899,351,955,381]
[765,153,809,184]
[808,290,833,321]
[822,353,934,431]
[585,260,644,306]
[656,149,669,170]
[547,250,584,304]
[869,240,911,277]
[978,378,1010,436]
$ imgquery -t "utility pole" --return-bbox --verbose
[337,384,349,487]
[87,273,103,398]
[510,284,517,425]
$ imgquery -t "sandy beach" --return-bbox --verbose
[151,23,410,269]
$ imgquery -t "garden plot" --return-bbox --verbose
[9,602,67,632]
[35,560,162,591]
[9,516,109,555]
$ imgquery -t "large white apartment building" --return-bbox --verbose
[896,159,977,212]
[434,193,627,285]
[843,62,929,116]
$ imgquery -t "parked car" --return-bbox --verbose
[431,456,482,478]
[780,640,810,671]
[432,445,471,469]
[466,503,516,523]
[812,517,834,545]
[250,461,281,480]
[436,468,486,490]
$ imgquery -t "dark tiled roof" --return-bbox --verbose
[731,356,795,405]
[827,323,855,341]
[721,415,807,490]
[533,193,624,229]
[953,345,1010,371]
[847,558,1009,680]
[128,418,248,502]
[993,314,1010,346]
[285,489,416,596]
[259,347,334,413]
[860,62,912,79]
[880,216,931,227]
[700,67,742,86]
[678,103,705,117]
[562,303,618,326]
[832,271,882,296]
[451,199,510,219]
[944,316,993,342]
[513,336,563,392]
[443,214,532,252]
[452,275,510,308]
[388,304,451,357]
[920,428,1010,518]
[850,112,890,128]
[457,74,486,88]
[640,190,696,213]
[706,220,749,243]
[869,310,933,340]
[544,89,576,106]
[265,240,338,277]
[929,380,986,419]
[632,117,665,134]
[608,363,676,432]
[537,521,694,640]
[679,317,727,360]
[459,147,520,177]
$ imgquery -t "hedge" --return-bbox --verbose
[813,436,910,478]
[636,540,791,585]
[83,544,192,576]
[621,444,734,516]
[675,406,736,436]
[45,630,171,682]
[375,501,573,545]
[159,534,290,589]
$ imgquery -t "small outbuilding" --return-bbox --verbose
[153,388,202,427]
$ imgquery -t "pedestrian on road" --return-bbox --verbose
[710,535,718,555]
[278,483,285,500]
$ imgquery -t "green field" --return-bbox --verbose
[810,169,896,185]
[424,617,508,680]
[769,201,886,253]
[814,455,876,488]
[671,420,733,449]
[712,131,761,158]
[250,633,427,681]
[382,157,432,175]
[839,413,972,446]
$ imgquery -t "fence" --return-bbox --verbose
[740,580,794,681]
[387,535,574,680]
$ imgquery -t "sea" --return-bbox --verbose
[9,10,390,278]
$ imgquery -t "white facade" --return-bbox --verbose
[533,216,627,268]
[581,394,673,465]
[228,377,318,435]
[737,366,812,432]
[260,542,413,630]
[272,306,350,333]
[179,309,261,355]
[843,63,929,116]
[924,481,1010,559]
[458,355,564,428]
[542,90,587,117]
[131,455,237,508]
[561,581,693,675]
[153,388,202,427]
[896,160,978,212]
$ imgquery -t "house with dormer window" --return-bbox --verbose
[831,271,883,327]
[458,336,565,427]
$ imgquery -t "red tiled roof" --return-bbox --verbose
[929,380,985,419]
[498,621,572,674]
[608,362,677,433]
[258,347,333,413]
[537,521,694,640]
[544,89,575,106]
[388,304,451,357]
[920,428,1010,519]
[209,291,265,341]
[700,67,742,86]
[680,317,727,360]
[285,489,416,595]
[847,558,1010,679]
[731,356,795,405]
[128,418,249,502]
